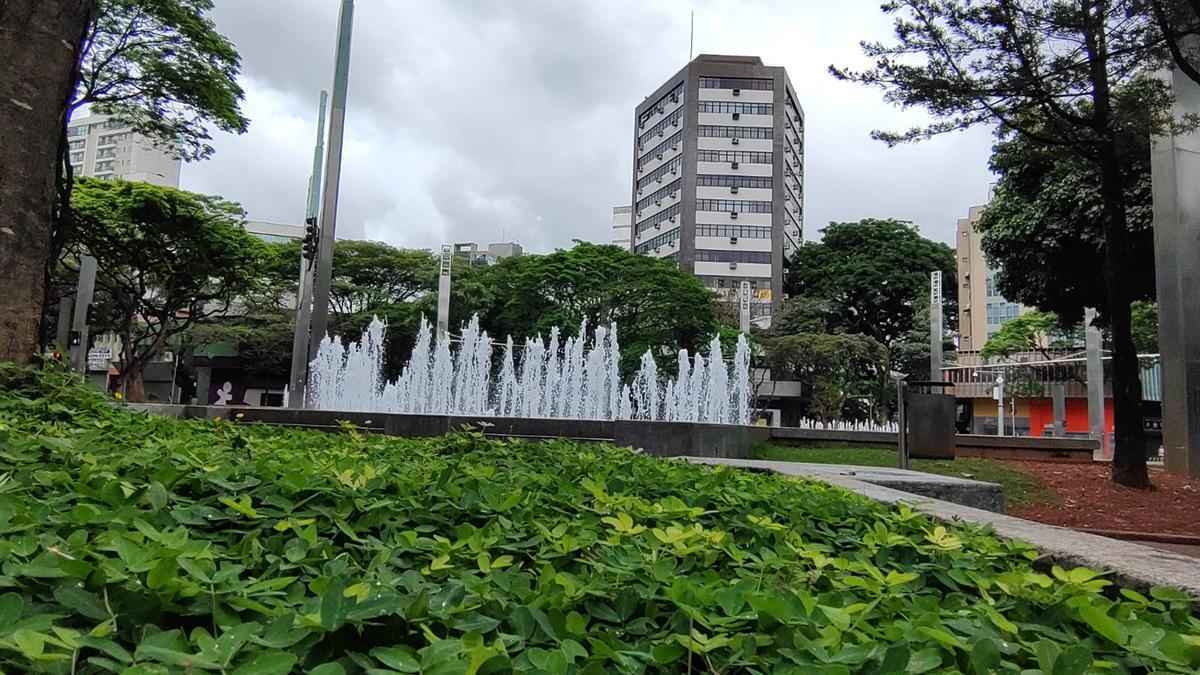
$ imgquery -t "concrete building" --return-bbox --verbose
[453,241,524,265]
[630,54,804,320]
[956,204,1027,352]
[66,112,181,187]
[244,220,304,244]
[611,205,632,249]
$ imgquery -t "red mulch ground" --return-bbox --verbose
[1007,461,1200,537]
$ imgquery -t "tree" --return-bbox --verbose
[1144,0,1200,85]
[45,0,248,346]
[0,1,94,363]
[981,310,1082,360]
[784,219,957,348]
[761,333,889,422]
[829,0,1187,486]
[458,243,719,375]
[978,109,1155,323]
[66,178,266,400]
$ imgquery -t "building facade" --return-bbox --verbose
[453,241,524,265]
[67,113,181,187]
[956,204,1026,352]
[630,54,803,319]
[611,205,632,248]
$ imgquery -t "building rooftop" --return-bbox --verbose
[693,54,765,66]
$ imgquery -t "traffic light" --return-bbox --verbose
[85,303,97,325]
[302,216,320,260]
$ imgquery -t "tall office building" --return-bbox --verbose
[630,54,803,319]
[956,204,1027,352]
[66,113,181,187]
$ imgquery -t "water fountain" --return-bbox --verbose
[306,315,753,425]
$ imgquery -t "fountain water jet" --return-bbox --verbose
[307,314,753,424]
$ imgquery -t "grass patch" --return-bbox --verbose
[753,444,1057,509]
[0,365,1193,674]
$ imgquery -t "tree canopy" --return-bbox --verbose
[761,332,889,422]
[66,178,266,400]
[830,0,1184,485]
[71,0,247,161]
[978,107,1155,325]
[783,219,956,348]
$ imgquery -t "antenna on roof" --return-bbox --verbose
[689,10,695,60]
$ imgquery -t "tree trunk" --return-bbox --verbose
[0,1,93,363]
[1098,142,1150,488]
[120,366,146,403]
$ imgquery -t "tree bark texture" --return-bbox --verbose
[0,0,93,363]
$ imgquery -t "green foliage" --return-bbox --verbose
[784,219,956,348]
[452,243,718,375]
[762,333,889,422]
[981,311,1077,360]
[978,106,1156,325]
[1130,301,1159,354]
[73,0,248,161]
[2,367,1199,673]
[65,178,267,393]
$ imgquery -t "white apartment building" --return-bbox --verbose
[611,205,632,249]
[66,112,181,187]
[631,54,804,319]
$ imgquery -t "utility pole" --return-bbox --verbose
[68,256,97,373]
[994,374,1005,436]
[308,0,355,363]
[287,90,328,408]
[929,271,943,381]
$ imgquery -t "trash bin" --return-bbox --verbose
[903,381,956,460]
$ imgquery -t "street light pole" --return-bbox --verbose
[308,0,355,364]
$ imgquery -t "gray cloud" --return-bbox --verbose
[181,1,996,253]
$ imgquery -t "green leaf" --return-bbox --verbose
[652,642,685,664]
[0,592,23,628]
[1052,644,1092,675]
[321,578,347,631]
[308,664,345,675]
[907,648,943,674]
[54,585,109,621]
[1077,604,1127,647]
[971,638,1001,675]
[230,650,297,675]
[371,645,420,673]
[880,644,909,673]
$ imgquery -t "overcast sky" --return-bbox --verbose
[181,0,997,251]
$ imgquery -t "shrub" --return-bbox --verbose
[0,366,1197,673]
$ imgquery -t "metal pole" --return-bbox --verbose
[288,89,328,408]
[896,378,909,470]
[437,244,452,339]
[308,0,355,363]
[56,295,74,350]
[929,271,943,380]
[69,255,97,373]
[739,280,751,333]
[996,374,1005,436]
[1084,307,1106,457]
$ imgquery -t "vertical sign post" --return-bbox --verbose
[437,245,452,339]
[288,90,329,408]
[1084,307,1106,457]
[739,280,751,333]
[929,271,943,381]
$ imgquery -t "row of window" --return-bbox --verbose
[986,302,1020,325]
[635,177,681,212]
[98,132,130,146]
[636,202,681,231]
[68,139,85,151]
[96,147,117,159]
[986,275,1001,297]
[697,125,772,139]
[703,277,766,290]
[696,199,772,213]
[639,83,684,125]
[94,160,115,173]
[638,107,683,146]
[696,224,772,239]
[696,174,772,189]
[638,129,683,166]
[637,155,682,190]
[697,101,772,115]
[70,152,84,164]
[695,249,772,264]
[634,227,680,254]
[697,150,772,164]
[67,126,87,138]
[699,76,773,90]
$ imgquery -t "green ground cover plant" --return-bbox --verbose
[1,366,1198,674]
